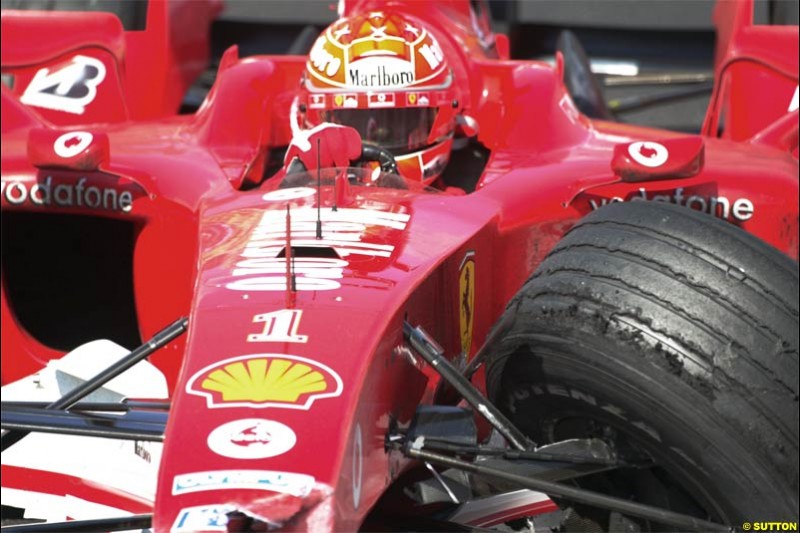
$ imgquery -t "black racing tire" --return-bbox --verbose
[486,201,799,528]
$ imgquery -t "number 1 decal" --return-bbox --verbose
[247,310,308,343]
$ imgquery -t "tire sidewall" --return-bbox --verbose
[489,300,798,524]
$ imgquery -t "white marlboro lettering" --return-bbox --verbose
[225,207,410,292]
[1,177,134,213]
[588,187,754,222]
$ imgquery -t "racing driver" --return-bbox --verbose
[284,10,485,189]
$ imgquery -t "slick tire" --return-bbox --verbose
[486,201,799,525]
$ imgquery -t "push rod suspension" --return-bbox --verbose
[1,317,187,452]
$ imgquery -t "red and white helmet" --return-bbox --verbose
[298,11,460,184]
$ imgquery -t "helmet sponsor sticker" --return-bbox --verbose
[172,470,315,496]
[187,354,343,410]
[348,57,415,89]
[53,131,93,158]
[309,94,326,109]
[407,92,430,106]
[628,141,669,168]
[367,92,396,108]
[309,37,342,77]
[207,418,296,459]
[334,93,359,108]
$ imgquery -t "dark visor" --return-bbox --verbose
[319,107,438,154]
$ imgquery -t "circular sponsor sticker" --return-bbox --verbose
[207,419,296,460]
[628,141,669,168]
[262,187,316,202]
[54,131,93,158]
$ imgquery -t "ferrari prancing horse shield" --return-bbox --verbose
[459,252,475,356]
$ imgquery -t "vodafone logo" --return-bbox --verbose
[628,141,669,168]
[54,131,93,158]
[207,419,296,459]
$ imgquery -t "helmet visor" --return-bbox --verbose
[318,107,438,154]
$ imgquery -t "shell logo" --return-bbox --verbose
[187,354,343,410]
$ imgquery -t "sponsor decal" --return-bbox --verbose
[53,131,93,158]
[628,141,669,168]
[352,424,363,510]
[207,419,296,460]
[407,92,430,106]
[334,93,359,108]
[588,187,754,222]
[225,207,410,292]
[21,55,106,115]
[172,505,235,532]
[0,176,134,213]
[309,94,326,109]
[368,92,396,108]
[348,59,414,88]
[248,309,308,343]
[262,187,316,202]
[419,42,444,70]
[309,37,342,77]
[187,354,343,410]
[458,251,476,357]
[134,441,152,464]
[172,470,314,497]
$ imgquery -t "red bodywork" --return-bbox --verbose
[1,0,222,123]
[1,1,797,531]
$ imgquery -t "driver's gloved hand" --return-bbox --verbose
[284,122,362,172]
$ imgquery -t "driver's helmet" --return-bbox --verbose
[298,11,460,184]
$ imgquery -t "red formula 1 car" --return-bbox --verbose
[1,0,798,531]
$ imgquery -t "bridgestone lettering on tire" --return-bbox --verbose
[486,201,799,525]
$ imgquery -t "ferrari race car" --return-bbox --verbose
[1,0,798,531]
